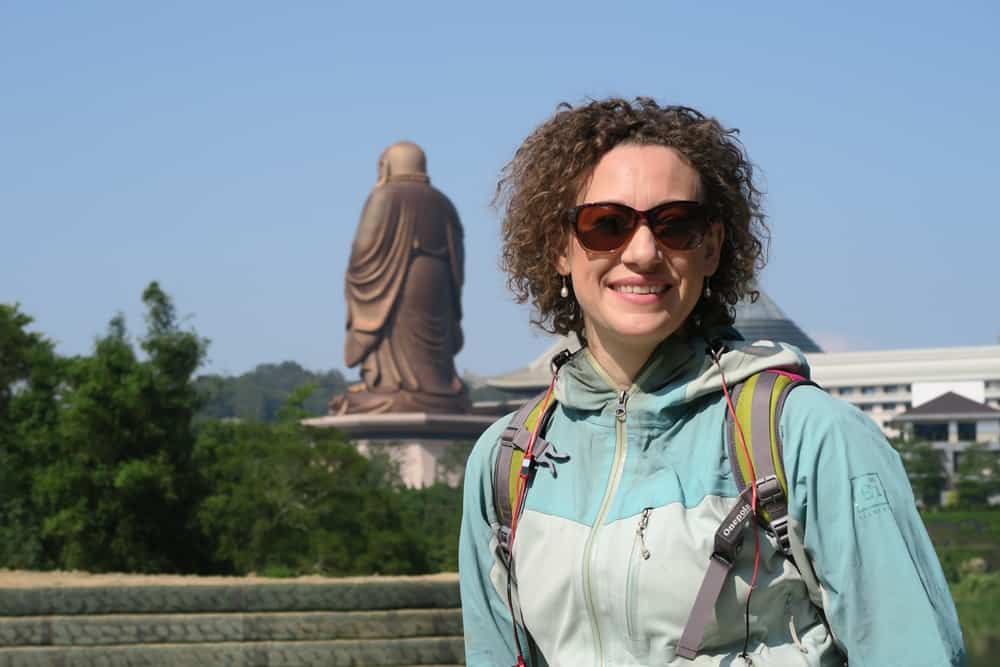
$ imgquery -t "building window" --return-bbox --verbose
[861,387,876,395]
[958,422,977,441]
[883,385,896,393]
[882,403,897,411]
[915,423,948,441]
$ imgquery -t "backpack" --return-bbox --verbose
[492,364,830,661]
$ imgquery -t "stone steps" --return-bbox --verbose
[0,576,466,666]
[0,638,465,666]
[0,578,461,615]
[0,609,464,646]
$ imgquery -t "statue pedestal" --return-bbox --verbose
[301,413,496,488]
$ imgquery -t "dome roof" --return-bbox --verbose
[733,290,822,353]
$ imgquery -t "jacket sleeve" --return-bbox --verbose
[780,386,966,666]
[459,414,532,666]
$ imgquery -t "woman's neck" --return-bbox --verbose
[581,318,699,389]
[582,327,661,390]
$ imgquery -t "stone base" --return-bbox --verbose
[356,440,458,489]
[301,413,497,489]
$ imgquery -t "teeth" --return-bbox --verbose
[613,284,665,294]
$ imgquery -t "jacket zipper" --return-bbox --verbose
[581,388,630,667]
[626,507,653,639]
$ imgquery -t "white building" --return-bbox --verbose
[809,346,1000,437]
[888,391,1000,477]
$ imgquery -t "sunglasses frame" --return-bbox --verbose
[568,200,710,256]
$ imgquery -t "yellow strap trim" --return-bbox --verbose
[733,373,758,487]
[508,450,524,518]
[524,397,546,432]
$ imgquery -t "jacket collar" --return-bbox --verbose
[553,329,810,416]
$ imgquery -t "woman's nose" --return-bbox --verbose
[621,223,662,269]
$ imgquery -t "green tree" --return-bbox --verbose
[890,437,947,506]
[0,304,65,568]
[956,442,1000,508]
[33,282,211,572]
[194,386,426,576]
[397,483,464,572]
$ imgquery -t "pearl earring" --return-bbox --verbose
[704,281,712,299]
[560,276,570,299]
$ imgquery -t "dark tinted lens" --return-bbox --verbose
[574,205,637,252]
[649,203,706,250]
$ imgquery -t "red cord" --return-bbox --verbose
[508,375,556,553]
[717,362,763,655]
[506,374,557,667]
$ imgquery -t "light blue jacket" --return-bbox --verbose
[459,335,965,666]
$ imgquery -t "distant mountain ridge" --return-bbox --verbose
[195,362,348,421]
[196,363,504,422]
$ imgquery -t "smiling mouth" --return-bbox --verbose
[611,284,669,295]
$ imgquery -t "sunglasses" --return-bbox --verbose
[568,200,709,254]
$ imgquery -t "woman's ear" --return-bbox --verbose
[703,222,725,276]
[555,232,573,276]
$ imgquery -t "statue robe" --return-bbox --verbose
[341,178,466,413]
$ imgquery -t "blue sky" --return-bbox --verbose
[3,2,998,379]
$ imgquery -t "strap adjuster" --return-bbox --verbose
[755,474,783,506]
[769,515,791,554]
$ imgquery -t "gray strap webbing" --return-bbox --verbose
[678,486,756,659]
[748,373,793,554]
[750,371,780,483]
[493,441,516,536]
[676,555,732,660]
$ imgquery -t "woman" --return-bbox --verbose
[459,98,964,666]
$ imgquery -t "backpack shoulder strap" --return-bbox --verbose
[492,390,559,560]
[726,369,815,554]
[678,369,816,660]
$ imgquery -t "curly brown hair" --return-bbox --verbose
[495,97,768,341]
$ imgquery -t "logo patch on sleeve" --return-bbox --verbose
[851,473,889,517]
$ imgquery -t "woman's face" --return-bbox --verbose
[557,144,723,357]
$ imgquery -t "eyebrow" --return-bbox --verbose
[577,199,702,209]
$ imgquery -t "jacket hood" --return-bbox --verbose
[553,330,810,415]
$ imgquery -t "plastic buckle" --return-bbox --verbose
[755,475,782,505]
[500,425,520,444]
[550,349,572,373]
[497,525,511,550]
[769,515,791,554]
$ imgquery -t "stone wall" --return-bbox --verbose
[0,572,464,666]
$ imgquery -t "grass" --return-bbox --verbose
[922,509,1000,581]
[922,510,1000,662]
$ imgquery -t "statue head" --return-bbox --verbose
[377,141,429,185]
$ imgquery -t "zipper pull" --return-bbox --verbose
[637,507,652,559]
[616,389,629,422]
